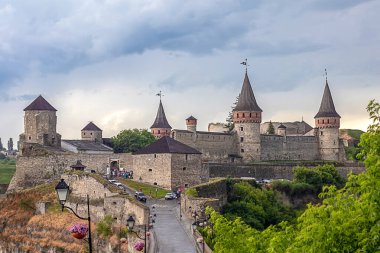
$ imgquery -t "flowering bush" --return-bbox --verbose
[134,241,145,251]
[69,223,88,235]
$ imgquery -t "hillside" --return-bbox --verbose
[339,129,365,146]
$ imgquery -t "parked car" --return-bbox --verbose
[114,182,124,189]
[135,192,147,202]
[165,192,177,200]
[108,179,117,184]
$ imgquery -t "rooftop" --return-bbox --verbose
[133,136,202,155]
[62,140,113,152]
[24,95,57,111]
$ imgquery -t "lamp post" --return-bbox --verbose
[127,215,148,253]
[55,179,93,253]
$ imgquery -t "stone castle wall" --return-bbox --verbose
[132,153,172,189]
[318,127,341,161]
[171,153,207,189]
[207,163,366,180]
[234,122,261,161]
[22,110,61,148]
[7,152,132,192]
[261,135,320,160]
[173,131,237,162]
[63,174,149,225]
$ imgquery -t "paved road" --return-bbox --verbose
[150,199,197,253]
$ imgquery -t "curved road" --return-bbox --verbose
[149,199,196,253]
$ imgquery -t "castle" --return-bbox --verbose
[150,70,346,162]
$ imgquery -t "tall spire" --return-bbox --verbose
[314,80,340,118]
[233,71,262,112]
[151,99,172,129]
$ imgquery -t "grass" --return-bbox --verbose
[0,159,16,184]
[117,178,170,199]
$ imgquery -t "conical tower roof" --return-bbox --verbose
[24,95,57,111]
[82,122,102,131]
[151,100,172,129]
[314,80,340,118]
[233,71,262,112]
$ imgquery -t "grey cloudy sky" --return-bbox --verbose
[0,0,379,147]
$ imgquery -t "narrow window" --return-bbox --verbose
[327,119,330,123]
[241,149,244,153]
[322,120,324,124]
[185,154,188,160]
[237,113,239,118]
[158,130,161,134]
[149,169,152,172]
[183,167,186,171]
[240,127,243,131]
[240,137,244,142]
[249,113,252,117]
[185,183,189,187]
[335,119,337,123]
[318,120,319,124]
[320,131,323,136]
[28,136,31,140]
[154,154,157,158]
[154,182,157,185]
[83,132,86,135]
[242,113,245,117]
[256,113,258,117]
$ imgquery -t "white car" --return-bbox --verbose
[108,179,117,184]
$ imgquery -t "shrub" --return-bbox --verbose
[185,188,198,197]
[96,215,114,238]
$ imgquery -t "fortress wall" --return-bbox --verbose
[171,153,206,189]
[261,135,319,160]
[174,131,237,162]
[208,163,366,180]
[7,153,132,192]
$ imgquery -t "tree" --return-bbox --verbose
[225,96,239,132]
[111,129,155,153]
[7,138,13,151]
[267,121,275,134]
[0,138,3,150]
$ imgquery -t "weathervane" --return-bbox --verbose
[156,91,163,100]
[240,58,249,72]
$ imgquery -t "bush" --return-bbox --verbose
[185,188,198,197]
[96,215,114,238]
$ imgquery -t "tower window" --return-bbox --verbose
[90,133,92,135]
[240,137,244,142]
[158,130,160,134]
[183,167,186,171]
[237,113,239,118]
[320,131,323,136]
[327,119,329,123]
[240,127,244,131]
[185,154,188,160]
[322,120,324,124]
[28,136,31,140]
[242,113,245,117]
[249,113,252,117]
[149,169,152,172]
[318,120,319,124]
[241,149,244,153]
[83,133,86,135]
[154,154,157,158]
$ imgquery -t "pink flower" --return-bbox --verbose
[134,241,145,251]
[69,223,88,235]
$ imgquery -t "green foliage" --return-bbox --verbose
[293,164,346,191]
[0,158,16,184]
[271,181,316,197]
[345,146,362,160]
[96,215,114,238]
[207,100,380,252]
[19,199,34,211]
[223,182,295,230]
[185,188,198,197]
[111,129,155,153]
[118,178,169,199]
[267,121,275,134]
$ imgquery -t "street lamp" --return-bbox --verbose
[55,179,93,253]
[127,215,148,253]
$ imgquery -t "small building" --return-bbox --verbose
[132,136,207,190]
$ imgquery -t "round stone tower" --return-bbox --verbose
[314,80,341,161]
[20,95,61,149]
[81,122,103,143]
[233,71,262,161]
[186,116,197,132]
[277,124,286,136]
[150,99,172,138]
